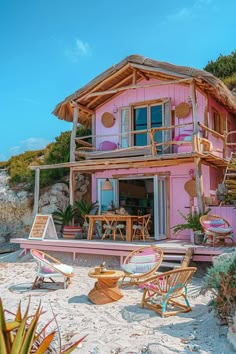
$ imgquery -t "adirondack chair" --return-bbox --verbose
[30,249,74,289]
[120,246,163,287]
[141,267,197,317]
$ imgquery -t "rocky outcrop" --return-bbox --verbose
[0,171,90,242]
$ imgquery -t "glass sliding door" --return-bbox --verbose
[154,175,167,240]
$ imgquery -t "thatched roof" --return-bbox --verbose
[52,54,236,126]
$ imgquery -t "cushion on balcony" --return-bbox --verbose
[99,141,118,151]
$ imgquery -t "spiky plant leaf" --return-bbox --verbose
[0,299,11,352]
[18,304,42,354]
[34,331,56,354]
[0,329,8,354]
[61,334,88,354]
[11,299,31,354]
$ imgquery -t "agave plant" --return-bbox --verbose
[0,297,86,354]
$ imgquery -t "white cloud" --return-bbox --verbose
[166,0,213,22]
[65,38,91,63]
[8,137,50,157]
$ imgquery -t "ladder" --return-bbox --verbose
[223,152,236,200]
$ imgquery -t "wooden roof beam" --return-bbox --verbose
[78,63,131,101]
[84,77,192,99]
[87,73,134,108]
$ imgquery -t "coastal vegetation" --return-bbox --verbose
[0,126,91,190]
[204,50,236,91]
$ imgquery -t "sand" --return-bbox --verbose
[0,251,234,354]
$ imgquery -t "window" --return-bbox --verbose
[212,109,220,133]
[132,101,171,152]
[212,109,226,135]
[120,107,130,148]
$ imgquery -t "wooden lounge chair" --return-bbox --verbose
[200,214,234,246]
[120,246,163,287]
[141,267,197,317]
[30,249,74,289]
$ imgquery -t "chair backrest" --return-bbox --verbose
[158,267,197,295]
[200,214,230,232]
[123,246,163,276]
[30,249,73,277]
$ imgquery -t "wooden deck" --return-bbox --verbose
[10,238,235,264]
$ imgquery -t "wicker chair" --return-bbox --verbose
[200,214,234,246]
[132,214,151,241]
[119,246,163,287]
[141,267,197,317]
[30,249,74,289]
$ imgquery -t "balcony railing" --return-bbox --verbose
[74,122,235,161]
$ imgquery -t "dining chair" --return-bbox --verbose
[101,214,125,240]
[132,214,151,241]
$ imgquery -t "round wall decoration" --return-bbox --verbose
[175,102,191,118]
[184,179,197,198]
[101,112,116,128]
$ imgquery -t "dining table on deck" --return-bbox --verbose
[85,214,140,242]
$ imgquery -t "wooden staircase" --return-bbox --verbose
[223,152,236,201]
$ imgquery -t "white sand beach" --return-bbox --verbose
[0,251,234,354]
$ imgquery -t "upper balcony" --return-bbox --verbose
[73,122,236,164]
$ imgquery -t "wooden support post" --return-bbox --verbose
[33,167,40,216]
[91,114,96,147]
[194,157,204,213]
[190,81,199,153]
[69,168,75,208]
[70,102,79,162]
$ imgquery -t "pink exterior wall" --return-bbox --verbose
[92,162,214,241]
[95,79,206,147]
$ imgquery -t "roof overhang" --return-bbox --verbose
[52,54,236,126]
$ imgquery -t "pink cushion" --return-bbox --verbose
[41,266,56,274]
[99,141,117,151]
[203,220,225,229]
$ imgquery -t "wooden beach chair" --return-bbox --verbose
[30,249,74,289]
[120,246,163,287]
[141,267,197,317]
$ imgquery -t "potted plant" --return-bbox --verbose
[172,209,209,244]
[53,205,81,239]
[74,200,98,238]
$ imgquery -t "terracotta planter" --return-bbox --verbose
[63,226,82,239]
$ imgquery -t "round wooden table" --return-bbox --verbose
[88,269,124,304]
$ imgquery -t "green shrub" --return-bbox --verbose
[202,253,236,323]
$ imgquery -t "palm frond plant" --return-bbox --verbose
[0,297,87,353]
[172,208,210,235]
[74,200,98,224]
[53,205,77,232]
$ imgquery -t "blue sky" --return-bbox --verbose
[0,0,235,161]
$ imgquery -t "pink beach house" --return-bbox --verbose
[36,55,236,242]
